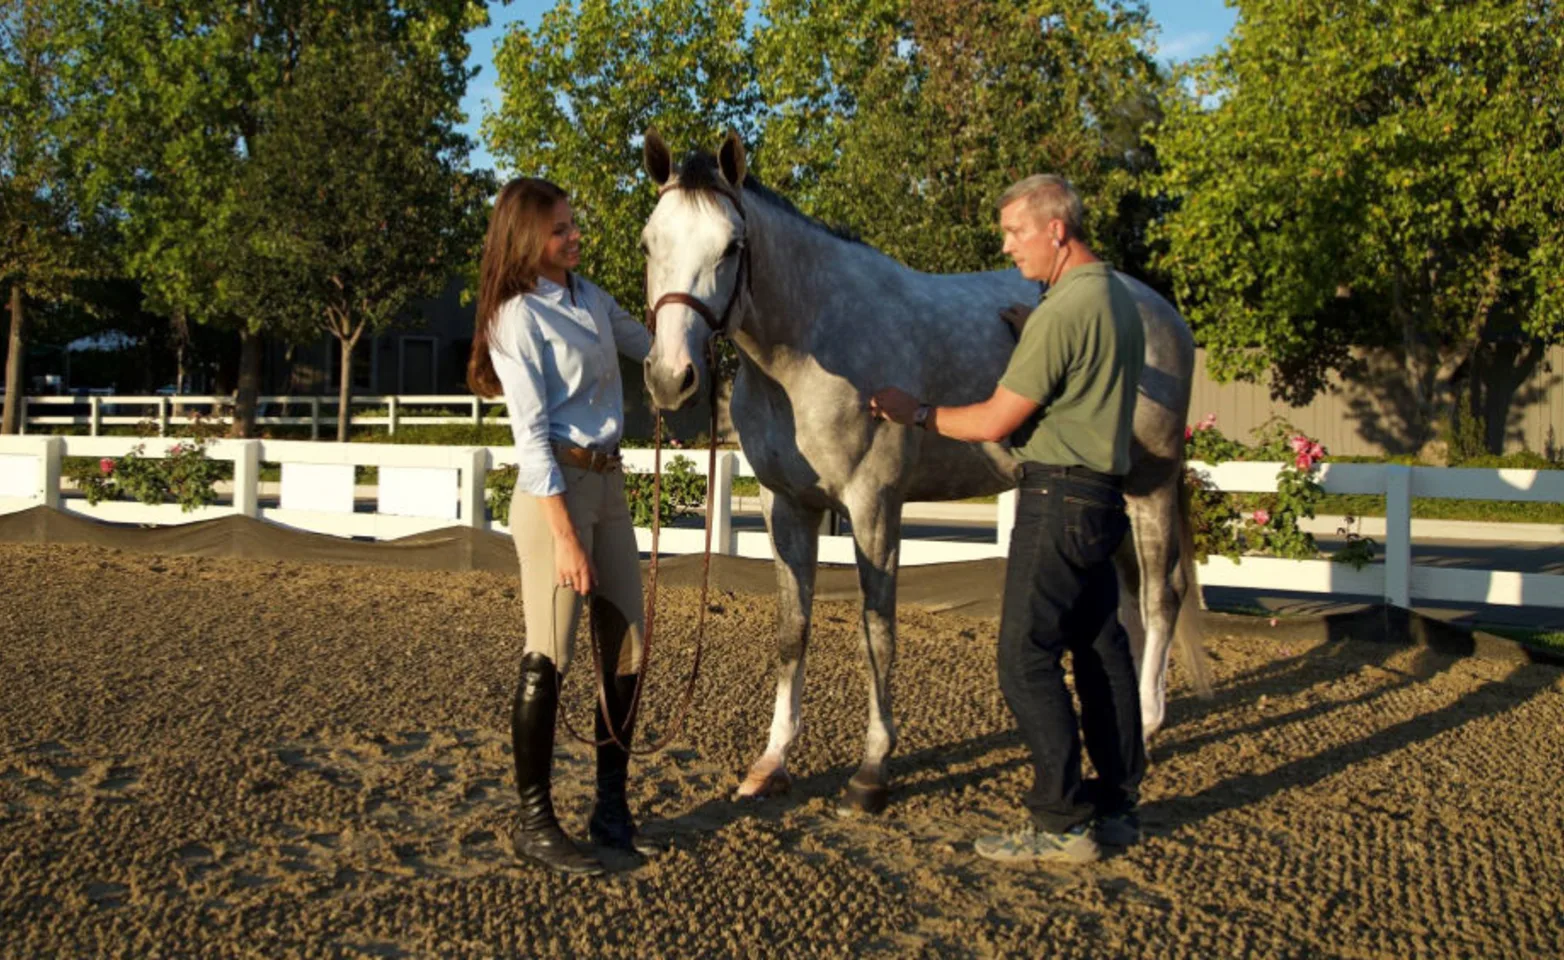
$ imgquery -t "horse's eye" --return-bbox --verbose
[639,238,650,254]
[722,241,741,260]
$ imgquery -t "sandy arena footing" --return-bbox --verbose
[2,543,1561,958]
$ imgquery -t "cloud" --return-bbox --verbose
[1160,31,1214,62]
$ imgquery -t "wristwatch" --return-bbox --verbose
[912,403,933,431]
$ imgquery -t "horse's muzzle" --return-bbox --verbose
[644,358,701,413]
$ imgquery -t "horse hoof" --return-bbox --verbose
[836,776,888,817]
[735,769,792,800]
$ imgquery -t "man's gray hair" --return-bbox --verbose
[998,174,1084,237]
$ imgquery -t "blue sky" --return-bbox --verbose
[459,0,1238,174]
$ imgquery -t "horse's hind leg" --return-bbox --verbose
[838,488,901,816]
[1126,485,1181,742]
[737,488,823,799]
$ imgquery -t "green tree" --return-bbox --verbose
[484,0,756,310]
[1152,0,1564,445]
[751,0,1165,276]
[1,0,102,432]
[77,0,488,436]
[233,25,493,441]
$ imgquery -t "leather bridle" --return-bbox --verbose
[643,181,751,339]
[556,179,748,755]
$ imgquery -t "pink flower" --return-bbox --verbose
[1252,508,1270,526]
[1295,452,1315,472]
[1184,425,1194,441]
[169,443,184,456]
[99,458,115,476]
[1310,441,1325,460]
[1290,435,1311,454]
[1196,413,1218,431]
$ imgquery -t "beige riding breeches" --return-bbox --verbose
[510,464,644,676]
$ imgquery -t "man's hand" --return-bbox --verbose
[869,387,921,426]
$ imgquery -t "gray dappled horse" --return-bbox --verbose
[640,132,1205,815]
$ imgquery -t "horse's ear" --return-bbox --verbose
[718,130,747,188]
[644,128,672,187]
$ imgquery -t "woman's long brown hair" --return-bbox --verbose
[467,177,570,398]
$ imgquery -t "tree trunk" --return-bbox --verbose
[336,330,362,443]
[233,326,262,438]
[171,306,189,405]
[2,285,25,434]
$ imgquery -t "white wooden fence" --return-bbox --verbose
[1,434,1560,610]
[15,394,501,439]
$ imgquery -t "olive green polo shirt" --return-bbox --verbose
[997,263,1144,475]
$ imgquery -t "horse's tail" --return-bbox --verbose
[1174,469,1214,699]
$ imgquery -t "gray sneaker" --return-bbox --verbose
[1093,809,1141,847]
[974,822,1100,865]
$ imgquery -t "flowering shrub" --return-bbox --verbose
[1184,414,1368,564]
[624,455,706,528]
[1335,518,1379,570]
[66,436,223,513]
[486,454,706,529]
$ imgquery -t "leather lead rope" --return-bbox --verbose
[554,348,721,755]
[559,180,745,751]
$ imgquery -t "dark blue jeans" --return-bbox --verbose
[998,464,1146,833]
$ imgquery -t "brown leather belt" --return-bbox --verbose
[552,442,622,473]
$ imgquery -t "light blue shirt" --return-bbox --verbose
[490,275,653,496]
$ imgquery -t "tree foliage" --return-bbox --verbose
[485,0,755,311]
[230,22,492,440]
[1152,0,1564,435]
[752,0,1165,276]
[486,1,1164,305]
[1,0,104,430]
[73,0,488,433]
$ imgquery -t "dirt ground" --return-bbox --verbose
[2,543,1561,959]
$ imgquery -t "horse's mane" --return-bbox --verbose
[672,151,866,247]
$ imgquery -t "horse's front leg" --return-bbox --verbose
[838,487,902,816]
[736,487,823,800]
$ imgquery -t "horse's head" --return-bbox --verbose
[640,129,750,413]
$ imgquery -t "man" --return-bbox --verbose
[870,174,1145,865]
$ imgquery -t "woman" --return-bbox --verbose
[469,178,659,876]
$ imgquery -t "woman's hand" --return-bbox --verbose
[554,534,595,596]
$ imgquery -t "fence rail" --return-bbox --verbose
[13,393,505,439]
[0,435,1560,608]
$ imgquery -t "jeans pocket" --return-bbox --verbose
[1063,501,1127,567]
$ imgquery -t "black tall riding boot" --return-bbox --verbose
[588,672,665,857]
[511,652,603,876]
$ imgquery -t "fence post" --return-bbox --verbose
[17,396,26,435]
[310,397,321,441]
[233,440,260,518]
[158,397,170,436]
[89,395,102,436]
[462,447,487,527]
[996,489,1018,557]
[387,395,399,436]
[1384,464,1413,608]
[709,451,736,555]
[38,436,62,509]
[472,396,482,428]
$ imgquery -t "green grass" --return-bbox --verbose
[1483,627,1564,654]
[1224,491,1564,524]
[257,463,378,484]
